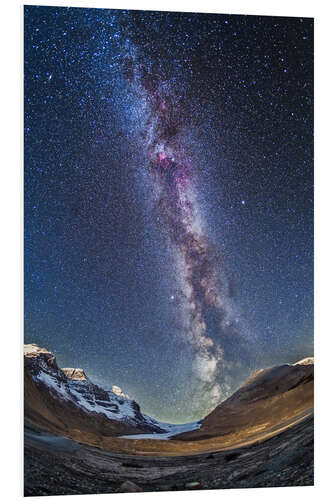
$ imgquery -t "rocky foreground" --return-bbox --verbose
[24,415,313,496]
[24,344,314,495]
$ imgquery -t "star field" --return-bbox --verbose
[24,6,313,422]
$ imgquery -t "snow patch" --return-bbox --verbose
[119,421,201,440]
[35,371,71,401]
[34,371,138,421]
[69,386,136,421]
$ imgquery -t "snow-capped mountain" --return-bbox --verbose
[25,343,313,451]
[24,344,169,441]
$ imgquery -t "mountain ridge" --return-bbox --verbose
[24,343,169,442]
[24,343,314,453]
[174,357,313,442]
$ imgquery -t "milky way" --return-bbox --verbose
[122,54,253,409]
[24,6,313,422]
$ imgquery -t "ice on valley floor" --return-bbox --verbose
[119,421,201,440]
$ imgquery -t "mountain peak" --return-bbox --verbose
[293,357,314,366]
[24,343,59,371]
[112,385,125,397]
[62,367,88,382]
[24,344,51,357]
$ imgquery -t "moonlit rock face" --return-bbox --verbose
[24,343,59,371]
[293,357,314,366]
[62,368,88,381]
[112,385,124,397]
[24,344,51,357]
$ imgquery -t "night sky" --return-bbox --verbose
[24,6,313,423]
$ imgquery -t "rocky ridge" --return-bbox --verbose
[24,344,167,442]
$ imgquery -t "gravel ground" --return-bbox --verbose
[24,416,313,496]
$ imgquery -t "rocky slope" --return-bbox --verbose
[24,344,167,443]
[175,357,314,442]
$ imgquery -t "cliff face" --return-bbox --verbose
[61,368,88,381]
[24,344,166,444]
